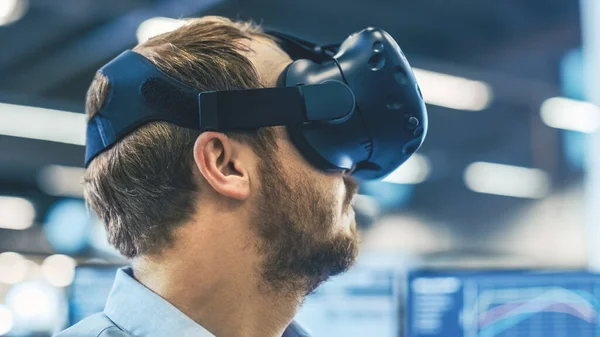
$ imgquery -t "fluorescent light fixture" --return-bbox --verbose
[5,282,62,332]
[464,162,550,199]
[382,153,431,184]
[0,103,85,145]
[540,96,600,133]
[0,252,28,284]
[0,305,13,336]
[413,68,493,111]
[0,196,35,230]
[38,165,85,198]
[41,255,76,287]
[137,17,186,43]
[23,260,41,280]
[0,0,27,26]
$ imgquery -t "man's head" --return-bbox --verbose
[84,16,359,296]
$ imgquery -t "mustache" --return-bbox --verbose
[343,176,359,212]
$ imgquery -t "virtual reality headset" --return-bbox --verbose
[85,27,428,180]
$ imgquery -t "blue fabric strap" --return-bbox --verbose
[85,50,201,166]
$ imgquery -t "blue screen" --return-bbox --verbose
[295,252,406,337]
[406,270,600,337]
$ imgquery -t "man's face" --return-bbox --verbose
[243,35,360,295]
[252,135,360,295]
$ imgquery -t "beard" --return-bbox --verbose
[253,156,360,297]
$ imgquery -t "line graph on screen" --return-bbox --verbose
[464,280,600,337]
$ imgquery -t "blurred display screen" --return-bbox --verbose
[406,270,600,337]
[68,264,122,326]
[295,253,405,337]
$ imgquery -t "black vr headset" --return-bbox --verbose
[85,27,428,180]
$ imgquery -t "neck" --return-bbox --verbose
[131,222,302,337]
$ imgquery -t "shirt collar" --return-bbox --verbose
[104,267,215,337]
[104,267,310,337]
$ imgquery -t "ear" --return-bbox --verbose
[193,132,251,201]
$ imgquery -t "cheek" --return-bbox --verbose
[314,175,345,217]
[278,137,345,214]
[334,180,346,210]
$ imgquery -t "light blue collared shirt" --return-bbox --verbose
[56,268,310,337]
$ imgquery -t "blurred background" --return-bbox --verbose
[0,0,599,336]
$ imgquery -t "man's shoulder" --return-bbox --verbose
[54,313,129,337]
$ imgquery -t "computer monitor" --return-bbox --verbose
[294,252,406,337]
[406,269,599,337]
[68,264,122,326]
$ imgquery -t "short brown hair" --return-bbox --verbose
[84,16,278,258]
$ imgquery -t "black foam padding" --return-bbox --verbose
[141,77,199,126]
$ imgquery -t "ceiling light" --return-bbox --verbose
[0,196,34,230]
[413,68,492,111]
[0,103,85,145]
[464,162,550,199]
[38,165,85,198]
[540,96,600,133]
[0,305,13,336]
[41,255,77,288]
[0,0,28,26]
[137,17,186,43]
[0,252,28,284]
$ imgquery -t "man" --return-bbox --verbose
[56,16,359,337]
